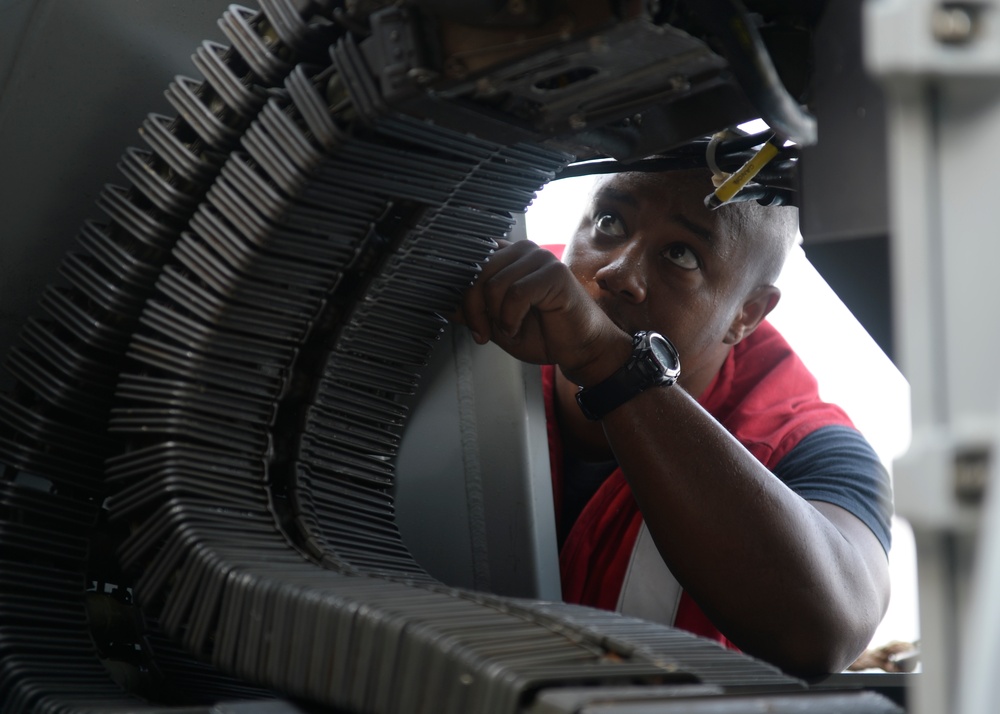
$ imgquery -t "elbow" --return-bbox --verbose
[769,640,861,680]
[754,609,882,679]
[756,566,890,677]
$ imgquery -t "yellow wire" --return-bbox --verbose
[707,140,780,208]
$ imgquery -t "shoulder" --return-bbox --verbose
[776,424,894,554]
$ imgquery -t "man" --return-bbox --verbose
[457,168,893,677]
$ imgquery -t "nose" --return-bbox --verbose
[594,244,647,304]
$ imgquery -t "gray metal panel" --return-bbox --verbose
[866,1,1000,713]
[798,0,889,244]
[394,322,562,600]
[0,0,230,372]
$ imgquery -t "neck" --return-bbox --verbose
[679,350,730,403]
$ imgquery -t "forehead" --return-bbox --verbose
[590,169,776,255]
[595,168,713,203]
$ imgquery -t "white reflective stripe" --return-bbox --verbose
[615,521,683,627]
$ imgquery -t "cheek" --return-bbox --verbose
[645,270,705,323]
[649,293,726,352]
[561,234,587,268]
[563,244,600,286]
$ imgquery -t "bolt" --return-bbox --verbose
[932,4,977,44]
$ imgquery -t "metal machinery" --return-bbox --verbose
[865,2,1000,714]
[0,0,972,712]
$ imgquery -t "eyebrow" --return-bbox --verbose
[592,186,639,209]
[672,214,715,246]
[593,186,716,246]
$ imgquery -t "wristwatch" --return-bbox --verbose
[575,331,681,420]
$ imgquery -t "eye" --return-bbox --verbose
[594,211,626,238]
[664,243,699,270]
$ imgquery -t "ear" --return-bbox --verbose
[723,286,781,345]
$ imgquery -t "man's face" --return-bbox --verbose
[562,169,779,395]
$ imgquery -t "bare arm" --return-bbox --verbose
[594,379,890,675]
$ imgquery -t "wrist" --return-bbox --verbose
[560,328,634,388]
[575,331,682,421]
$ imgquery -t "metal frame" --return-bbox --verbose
[866,2,1000,712]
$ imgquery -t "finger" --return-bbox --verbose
[462,240,539,343]
[484,248,565,339]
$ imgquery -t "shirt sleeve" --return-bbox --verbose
[772,424,894,554]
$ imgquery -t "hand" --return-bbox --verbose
[456,240,631,386]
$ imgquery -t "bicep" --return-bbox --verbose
[776,425,894,628]
[810,499,891,619]
[775,425,894,555]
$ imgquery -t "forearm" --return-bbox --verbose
[600,385,886,675]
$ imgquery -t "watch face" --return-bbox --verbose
[648,333,680,379]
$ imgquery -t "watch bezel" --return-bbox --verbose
[642,331,681,387]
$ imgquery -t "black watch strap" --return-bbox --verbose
[575,331,681,420]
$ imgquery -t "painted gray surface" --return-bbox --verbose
[395,323,561,600]
[0,0,231,373]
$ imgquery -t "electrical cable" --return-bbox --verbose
[682,0,817,146]
[552,129,797,207]
[704,137,782,208]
